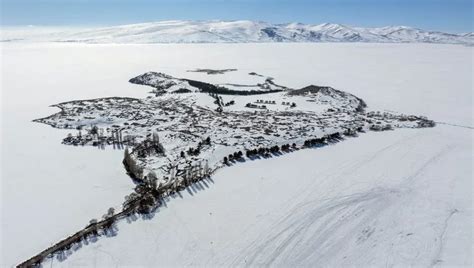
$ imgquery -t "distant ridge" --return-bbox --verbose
[2,20,472,45]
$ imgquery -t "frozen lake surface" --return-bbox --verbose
[1,43,472,267]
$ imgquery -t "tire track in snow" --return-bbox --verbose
[280,131,424,215]
[402,144,454,185]
[230,187,400,267]
[432,209,459,266]
[229,140,454,267]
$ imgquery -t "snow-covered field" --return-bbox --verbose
[1,43,472,267]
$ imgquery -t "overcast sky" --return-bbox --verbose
[1,0,472,33]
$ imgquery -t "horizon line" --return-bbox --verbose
[1,19,471,34]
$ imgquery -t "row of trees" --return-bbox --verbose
[223,143,298,164]
[303,137,326,147]
[245,143,296,159]
[302,132,346,148]
[181,161,210,187]
[52,204,117,262]
[223,151,244,164]
[64,124,129,147]
[222,131,352,165]
[281,143,297,151]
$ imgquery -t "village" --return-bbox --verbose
[23,71,435,267]
[35,71,435,194]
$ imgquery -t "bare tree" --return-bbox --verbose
[107,207,115,216]
[203,160,210,177]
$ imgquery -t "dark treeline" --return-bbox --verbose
[223,129,368,165]
[185,79,283,95]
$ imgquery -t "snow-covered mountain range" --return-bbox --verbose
[2,20,473,45]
